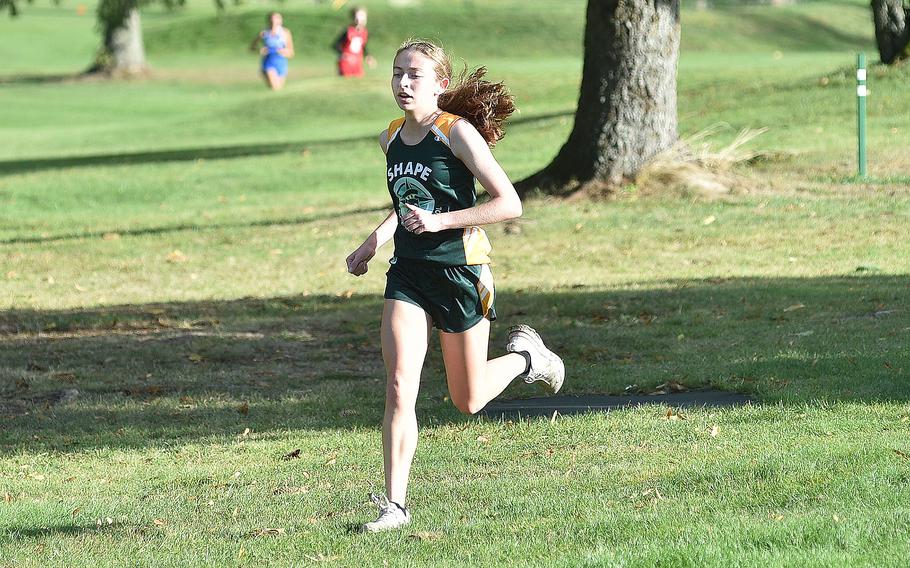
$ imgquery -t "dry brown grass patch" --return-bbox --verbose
[633,124,771,199]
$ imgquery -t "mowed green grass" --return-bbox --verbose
[2,1,910,566]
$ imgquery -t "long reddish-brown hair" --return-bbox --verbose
[395,40,516,147]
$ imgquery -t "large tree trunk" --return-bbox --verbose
[88,4,148,76]
[872,0,910,64]
[516,0,680,197]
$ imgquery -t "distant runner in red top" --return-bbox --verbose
[333,6,376,77]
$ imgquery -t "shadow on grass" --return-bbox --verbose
[0,73,85,86]
[0,111,573,177]
[0,204,390,245]
[706,6,873,52]
[1,523,100,539]
[0,274,907,454]
[745,10,871,52]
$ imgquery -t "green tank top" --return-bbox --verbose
[385,112,492,266]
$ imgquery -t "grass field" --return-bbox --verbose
[2,1,910,566]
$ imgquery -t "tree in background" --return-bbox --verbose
[1,0,237,76]
[87,0,158,75]
[516,0,681,197]
[872,0,910,64]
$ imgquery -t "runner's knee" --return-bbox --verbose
[450,391,484,415]
[385,373,418,409]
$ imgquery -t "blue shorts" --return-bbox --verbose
[262,54,288,77]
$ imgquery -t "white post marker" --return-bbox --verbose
[856,53,867,178]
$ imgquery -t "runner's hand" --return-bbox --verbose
[402,203,443,234]
[346,242,375,276]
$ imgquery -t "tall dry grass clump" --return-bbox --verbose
[633,123,769,198]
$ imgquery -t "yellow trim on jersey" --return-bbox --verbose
[431,112,461,147]
[435,112,461,137]
[388,113,462,149]
[475,264,495,317]
[462,226,492,265]
[386,117,406,151]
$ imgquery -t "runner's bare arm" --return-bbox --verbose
[345,131,397,275]
[281,29,295,58]
[400,120,521,234]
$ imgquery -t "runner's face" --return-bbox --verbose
[354,10,367,27]
[392,50,448,113]
[270,13,282,28]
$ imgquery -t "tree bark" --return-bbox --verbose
[88,4,148,76]
[516,0,680,197]
[871,0,910,64]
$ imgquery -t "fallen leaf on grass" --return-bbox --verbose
[4,493,12,503]
[52,372,76,382]
[476,435,489,443]
[102,232,120,241]
[324,454,337,466]
[95,517,114,527]
[643,488,663,500]
[281,449,301,461]
[237,402,249,415]
[409,531,443,541]
[632,488,665,509]
[153,518,166,526]
[188,353,204,363]
[650,381,689,395]
[894,449,910,460]
[783,303,805,312]
[71,507,80,518]
[709,424,719,438]
[166,250,188,263]
[702,215,716,225]
[666,408,687,421]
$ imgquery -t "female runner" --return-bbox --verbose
[346,40,565,532]
[250,12,295,90]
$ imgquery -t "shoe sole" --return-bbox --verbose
[507,324,565,394]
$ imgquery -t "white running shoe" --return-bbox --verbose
[506,324,565,394]
[361,493,411,533]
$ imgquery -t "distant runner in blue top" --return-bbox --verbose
[249,12,295,90]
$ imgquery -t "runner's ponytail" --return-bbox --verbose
[396,40,516,147]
